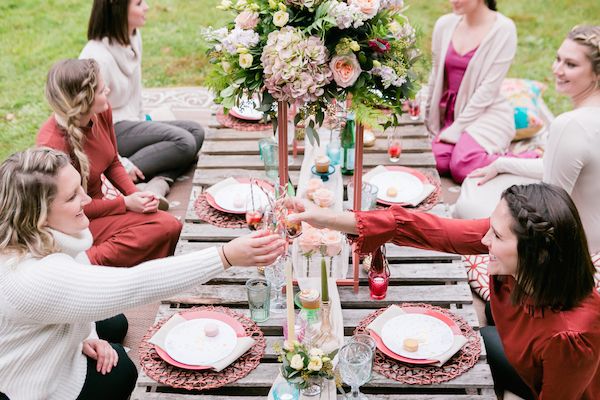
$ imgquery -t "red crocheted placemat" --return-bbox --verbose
[355,303,481,385]
[375,172,441,212]
[139,306,266,391]
[194,193,247,229]
[216,108,272,131]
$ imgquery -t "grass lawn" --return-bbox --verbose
[1,0,598,161]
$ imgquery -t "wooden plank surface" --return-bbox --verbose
[133,393,495,400]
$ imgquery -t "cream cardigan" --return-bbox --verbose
[425,12,517,154]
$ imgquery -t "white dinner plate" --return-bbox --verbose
[164,318,237,366]
[367,170,424,204]
[380,314,454,360]
[213,183,270,213]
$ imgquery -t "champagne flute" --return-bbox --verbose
[339,342,373,399]
[245,179,264,230]
[264,257,286,313]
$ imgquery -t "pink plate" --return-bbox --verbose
[154,310,246,370]
[205,177,273,214]
[374,166,429,206]
[369,306,461,365]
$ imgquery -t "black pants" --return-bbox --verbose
[115,119,204,181]
[0,315,137,400]
[482,302,534,400]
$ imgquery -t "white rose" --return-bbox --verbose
[273,10,290,27]
[239,53,254,69]
[235,10,259,30]
[307,356,323,371]
[309,348,324,357]
[218,0,233,9]
[221,61,231,73]
[290,354,305,370]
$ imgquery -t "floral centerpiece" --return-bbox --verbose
[275,340,339,390]
[203,0,420,142]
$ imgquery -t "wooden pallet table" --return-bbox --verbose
[133,109,494,399]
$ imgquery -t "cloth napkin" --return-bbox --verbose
[364,165,435,207]
[367,305,467,367]
[149,313,256,372]
[205,177,238,198]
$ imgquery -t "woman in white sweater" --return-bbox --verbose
[455,26,600,252]
[80,0,204,201]
[426,0,538,183]
[0,148,284,399]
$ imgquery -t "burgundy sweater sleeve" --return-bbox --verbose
[102,110,138,196]
[353,205,489,255]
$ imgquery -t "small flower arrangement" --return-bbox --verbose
[275,340,338,389]
[203,0,420,143]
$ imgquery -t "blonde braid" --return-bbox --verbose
[568,25,600,77]
[45,59,99,191]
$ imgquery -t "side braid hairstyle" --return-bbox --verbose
[568,25,600,81]
[45,59,99,191]
[501,183,596,310]
[484,0,497,11]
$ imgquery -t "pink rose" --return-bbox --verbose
[312,188,334,208]
[349,0,380,17]
[305,178,324,200]
[235,11,259,30]
[299,228,323,255]
[330,54,362,89]
[321,229,343,257]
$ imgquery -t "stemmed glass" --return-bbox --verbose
[263,248,286,313]
[245,179,264,230]
[339,342,373,399]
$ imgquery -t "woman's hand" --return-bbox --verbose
[82,339,119,375]
[222,230,286,267]
[286,198,358,234]
[128,165,145,183]
[124,191,159,213]
[468,164,500,186]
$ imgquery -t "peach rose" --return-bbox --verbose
[305,178,324,200]
[235,11,259,30]
[312,188,334,208]
[349,0,380,17]
[330,54,362,89]
[322,229,343,257]
[299,227,323,255]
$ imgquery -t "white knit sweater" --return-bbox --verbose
[80,33,144,123]
[0,228,224,399]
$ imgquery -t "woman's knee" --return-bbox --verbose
[96,314,129,344]
[183,121,205,151]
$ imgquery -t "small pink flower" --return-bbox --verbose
[330,54,362,88]
[368,38,390,54]
[312,188,334,208]
[322,229,343,257]
[305,178,324,200]
[349,0,380,17]
[235,11,259,30]
[299,228,323,254]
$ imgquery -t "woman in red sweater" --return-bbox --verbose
[289,183,600,400]
[37,58,182,267]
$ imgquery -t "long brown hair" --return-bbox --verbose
[45,59,99,191]
[87,0,132,46]
[501,183,596,310]
[0,148,71,259]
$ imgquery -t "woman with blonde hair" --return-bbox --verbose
[426,0,539,183]
[0,147,284,400]
[37,58,181,267]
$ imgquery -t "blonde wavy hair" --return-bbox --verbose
[0,147,71,259]
[568,25,600,79]
[45,59,100,191]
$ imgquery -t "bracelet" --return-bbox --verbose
[221,245,233,267]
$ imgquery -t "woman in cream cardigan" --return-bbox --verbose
[426,0,537,183]
[0,148,284,400]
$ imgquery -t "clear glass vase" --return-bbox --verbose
[300,376,323,397]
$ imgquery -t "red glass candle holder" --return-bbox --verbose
[368,268,390,300]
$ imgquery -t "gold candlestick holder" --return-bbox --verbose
[312,301,339,352]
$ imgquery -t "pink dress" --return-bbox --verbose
[432,43,537,183]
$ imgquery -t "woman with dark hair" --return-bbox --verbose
[80,0,205,204]
[425,0,538,183]
[288,183,600,399]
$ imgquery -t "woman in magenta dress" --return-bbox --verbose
[426,0,538,183]
[37,58,182,267]
[288,183,600,399]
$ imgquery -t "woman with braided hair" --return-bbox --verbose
[287,182,600,399]
[425,0,539,183]
[37,58,182,268]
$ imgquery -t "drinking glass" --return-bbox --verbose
[387,128,402,163]
[339,342,373,399]
[273,380,300,400]
[368,267,390,300]
[347,181,379,211]
[264,258,286,313]
[245,278,271,322]
[245,179,265,230]
[349,334,377,378]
